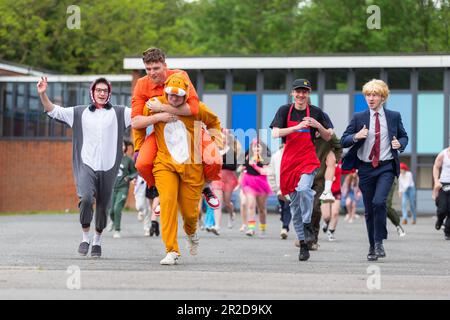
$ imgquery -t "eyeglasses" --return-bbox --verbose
[95,88,109,94]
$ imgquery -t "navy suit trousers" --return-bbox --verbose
[358,161,395,247]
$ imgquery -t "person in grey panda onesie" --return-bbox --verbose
[37,76,131,258]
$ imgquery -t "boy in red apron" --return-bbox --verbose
[270,79,331,261]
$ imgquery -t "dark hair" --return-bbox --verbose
[142,47,166,64]
[88,77,112,111]
[92,77,110,90]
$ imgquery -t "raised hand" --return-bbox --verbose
[355,124,368,140]
[37,76,48,94]
[391,136,401,150]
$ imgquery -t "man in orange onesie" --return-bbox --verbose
[132,73,222,265]
[132,47,219,211]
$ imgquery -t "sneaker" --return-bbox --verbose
[202,187,220,209]
[396,225,406,237]
[280,228,288,240]
[91,245,102,258]
[78,241,90,256]
[445,235,450,241]
[299,243,310,261]
[113,231,121,239]
[322,221,329,233]
[344,214,350,221]
[319,190,335,203]
[186,233,199,255]
[308,242,319,251]
[160,252,179,265]
[348,218,354,223]
[259,230,266,238]
[107,221,114,232]
[227,212,235,229]
[246,229,255,237]
[144,229,150,237]
[137,211,144,221]
[210,226,220,236]
[327,230,335,241]
[239,224,247,232]
[435,218,444,230]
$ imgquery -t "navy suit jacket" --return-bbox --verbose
[340,108,408,177]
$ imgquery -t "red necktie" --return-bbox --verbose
[369,112,380,168]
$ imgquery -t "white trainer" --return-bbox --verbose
[210,226,220,236]
[396,225,406,237]
[113,231,121,239]
[239,224,247,232]
[107,220,114,232]
[144,229,150,237]
[137,211,144,221]
[186,233,199,255]
[327,230,335,241]
[160,252,179,265]
[319,190,335,203]
[227,212,235,229]
[280,228,288,240]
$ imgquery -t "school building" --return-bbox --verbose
[1,54,449,212]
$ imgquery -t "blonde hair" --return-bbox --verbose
[362,79,390,100]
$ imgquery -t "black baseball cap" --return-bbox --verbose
[292,79,312,91]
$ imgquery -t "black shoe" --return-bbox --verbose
[367,246,378,261]
[78,241,90,256]
[91,245,102,258]
[154,221,160,236]
[435,218,444,230]
[303,223,315,243]
[322,221,329,233]
[299,242,310,261]
[150,221,160,237]
[445,235,450,240]
[146,186,159,200]
[375,242,386,258]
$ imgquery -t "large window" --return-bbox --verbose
[419,68,444,91]
[204,70,226,91]
[233,70,256,91]
[387,69,410,90]
[355,69,380,90]
[416,156,435,189]
[325,69,348,91]
[264,69,286,91]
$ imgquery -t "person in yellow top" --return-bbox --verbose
[132,73,222,265]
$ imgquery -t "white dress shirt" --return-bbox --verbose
[357,107,393,163]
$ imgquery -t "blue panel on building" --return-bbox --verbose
[354,94,368,113]
[232,94,257,152]
[386,94,412,153]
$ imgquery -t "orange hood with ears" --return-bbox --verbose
[163,73,190,104]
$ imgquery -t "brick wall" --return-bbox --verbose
[0,140,136,212]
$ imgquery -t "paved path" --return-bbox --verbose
[0,212,449,299]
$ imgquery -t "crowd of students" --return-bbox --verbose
[37,46,449,265]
